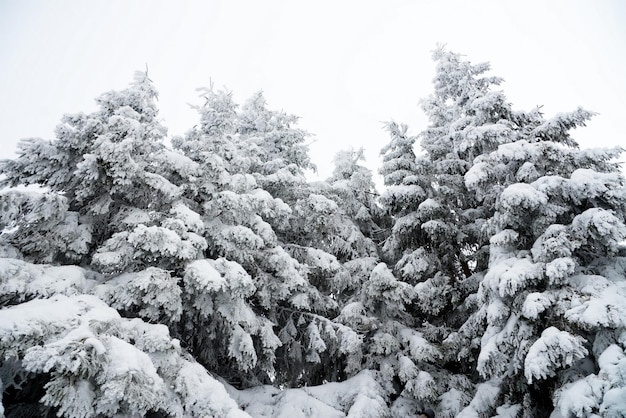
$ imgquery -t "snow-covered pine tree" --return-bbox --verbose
[455,106,626,416]
[381,48,516,300]
[236,93,359,387]
[237,91,314,188]
[0,268,247,418]
[324,147,388,242]
[379,121,423,259]
[0,71,205,274]
[0,72,207,327]
[281,148,387,385]
[375,48,522,416]
[379,47,626,418]
[384,51,626,416]
[0,72,236,416]
[171,87,369,389]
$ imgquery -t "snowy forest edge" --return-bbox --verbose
[1,49,626,418]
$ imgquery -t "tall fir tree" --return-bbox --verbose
[172,87,369,388]
[376,48,522,415]
[0,73,250,416]
[379,48,626,417]
[454,105,626,417]
[1,51,625,418]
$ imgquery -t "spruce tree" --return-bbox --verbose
[379,48,626,417]
[456,107,625,416]
[377,48,521,415]
[172,87,368,388]
[1,51,624,418]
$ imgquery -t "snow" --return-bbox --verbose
[128,224,182,255]
[230,173,258,192]
[183,257,259,336]
[263,166,307,190]
[91,249,126,270]
[482,256,543,297]
[571,208,626,251]
[98,334,165,391]
[464,123,511,145]
[157,148,200,178]
[302,247,341,273]
[185,259,229,292]
[306,193,339,214]
[496,140,540,161]
[438,387,471,417]
[499,183,548,211]
[601,387,626,417]
[486,297,509,323]
[522,292,553,320]
[421,219,450,237]
[120,208,153,225]
[218,224,265,252]
[477,332,503,378]
[566,276,626,329]
[398,355,418,381]
[397,248,432,279]
[489,229,519,246]
[598,344,625,378]
[250,215,277,246]
[464,161,490,189]
[233,385,344,418]
[524,327,588,384]
[0,294,104,340]
[531,224,574,262]
[170,201,204,233]
[493,403,522,418]
[0,258,96,301]
[228,325,258,371]
[229,370,388,418]
[175,361,251,418]
[545,257,576,285]
[143,171,181,198]
[337,325,363,356]
[94,267,183,322]
[417,197,440,212]
[0,292,248,417]
[569,169,618,198]
[382,185,426,203]
[515,161,539,182]
[44,377,96,418]
[398,328,441,363]
[553,376,604,418]
[337,301,373,330]
[456,378,501,418]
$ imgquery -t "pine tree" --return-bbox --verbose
[0,73,207,329]
[379,48,626,417]
[401,50,626,416]
[376,48,521,415]
[325,147,387,243]
[456,107,626,416]
[2,51,625,418]
[0,280,247,418]
[0,71,203,272]
[0,73,236,416]
[172,87,368,388]
[381,48,515,289]
[286,149,388,385]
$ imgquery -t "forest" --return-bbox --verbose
[1,49,625,417]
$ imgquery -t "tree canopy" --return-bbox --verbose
[1,49,625,418]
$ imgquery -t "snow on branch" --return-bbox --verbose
[524,327,587,384]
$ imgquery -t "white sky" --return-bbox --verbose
[1,0,624,186]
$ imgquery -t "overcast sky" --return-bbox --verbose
[1,0,624,185]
